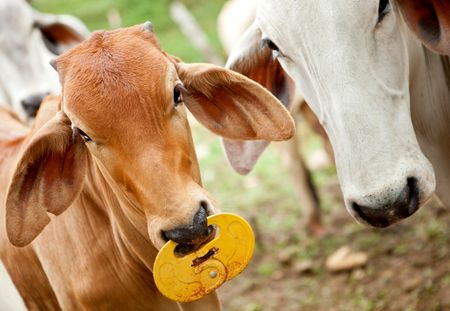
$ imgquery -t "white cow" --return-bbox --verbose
[0,261,27,311]
[225,0,450,227]
[218,0,330,236]
[0,0,89,120]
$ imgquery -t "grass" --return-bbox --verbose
[33,0,227,62]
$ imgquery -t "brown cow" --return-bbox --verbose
[0,23,294,310]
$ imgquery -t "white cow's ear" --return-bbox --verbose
[33,10,89,55]
[222,22,295,174]
[176,62,295,141]
[397,0,450,54]
[225,22,294,109]
[5,110,88,247]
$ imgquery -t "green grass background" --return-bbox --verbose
[34,0,227,63]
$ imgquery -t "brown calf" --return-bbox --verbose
[0,23,294,310]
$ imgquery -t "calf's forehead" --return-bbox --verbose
[60,28,175,138]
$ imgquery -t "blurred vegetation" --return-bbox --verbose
[34,0,227,62]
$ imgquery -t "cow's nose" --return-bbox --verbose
[21,93,48,118]
[351,178,420,228]
[162,203,214,254]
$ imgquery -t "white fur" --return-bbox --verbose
[229,0,450,222]
[217,0,257,55]
[0,261,27,311]
[0,0,89,120]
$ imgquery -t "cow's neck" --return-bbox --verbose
[74,155,216,311]
[36,157,185,310]
[407,29,450,205]
[83,157,159,273]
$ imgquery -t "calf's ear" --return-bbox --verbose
[6,111,87,247]
[222,22,296,174]
[175,61,295,142]
[195,22,295,174]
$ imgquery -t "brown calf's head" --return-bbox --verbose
[6,23,294,251]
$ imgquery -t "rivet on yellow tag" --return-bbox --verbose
[153,213,255,302]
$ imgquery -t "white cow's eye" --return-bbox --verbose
[378,0,391,23]
[261,38,279,52]
[261,38,283,59]
[173,84,188,107]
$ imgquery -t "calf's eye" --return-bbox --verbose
[173,84,187,107]
[73,127,92,142]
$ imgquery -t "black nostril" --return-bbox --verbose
[352,177,421,228]
[352,202,391,228]
[161,203,211,246]
[193,202,208,227]
[21,93,48,117]
[406,177,420,216]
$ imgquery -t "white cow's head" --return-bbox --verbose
[225,0,436,227]
[0,0,89,120]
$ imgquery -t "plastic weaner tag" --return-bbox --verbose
[153,213,255,302]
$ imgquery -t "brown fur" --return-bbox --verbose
[0,24,294,310]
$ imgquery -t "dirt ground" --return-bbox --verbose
[218,182,450,311]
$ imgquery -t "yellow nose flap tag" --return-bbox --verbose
[153,213,255,302]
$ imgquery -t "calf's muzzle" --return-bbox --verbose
[162,204,215,255]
